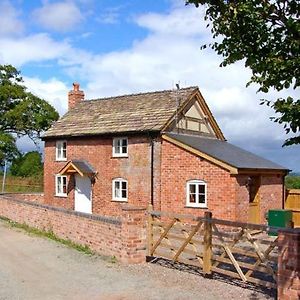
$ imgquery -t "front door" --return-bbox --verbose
[248,176,260,224]
[75,175,92,213]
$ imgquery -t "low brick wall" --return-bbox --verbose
[0,194,146,264]
[4,193,44,203]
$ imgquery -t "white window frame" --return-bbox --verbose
[112,178,128,201]
[186,180,207,208]
[55,175,67,197]
[56,140,67,161]
[112,137,128,157]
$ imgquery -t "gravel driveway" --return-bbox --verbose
[0,220,274,300]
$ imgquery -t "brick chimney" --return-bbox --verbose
[68,82,84,110]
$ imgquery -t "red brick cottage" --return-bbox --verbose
[42,83,288,224]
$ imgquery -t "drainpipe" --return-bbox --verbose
[150,137,154,206]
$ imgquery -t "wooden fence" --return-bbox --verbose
[0,176,43,193]
[285,189,300,227]
[148,207,278,288]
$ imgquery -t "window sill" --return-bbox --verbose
[185,206,208,209]
[55,194,68,198]
[55,159,67,162]
[112,199,128,203]
[111,155,128,159]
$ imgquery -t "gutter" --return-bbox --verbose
[41,129,161,141]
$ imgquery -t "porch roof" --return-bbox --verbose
[59,160,96,177]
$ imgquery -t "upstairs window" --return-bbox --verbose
[112,137,128,157]
[186,180,207,208]
[55,175,67,197]
[112,178,128,201]
[56,140,67,161]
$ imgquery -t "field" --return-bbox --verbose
[0,175,43,193]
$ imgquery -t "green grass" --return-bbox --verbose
[0,216,93,255]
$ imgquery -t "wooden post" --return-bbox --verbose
[147,204,153,257]
[203,211,212,276]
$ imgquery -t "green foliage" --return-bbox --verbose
[0,64,59,164]
[186,0,300,146]
[10,151,43,177]
[0,133,19,166]
[285,175,300,189]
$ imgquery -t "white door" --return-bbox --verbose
[75,175,92,213]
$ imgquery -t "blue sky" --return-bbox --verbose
[1,0,299,172]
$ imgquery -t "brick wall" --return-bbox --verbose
[235,174,283,224]
[277,229,300,299]
[260,175,283,222]
[160,140,283,223]
[160,139,237,221]
[4,193,44,203]
[0,195,146,264]
[235,175,250,222]
[44,134,283,223]
[44,135,161,217]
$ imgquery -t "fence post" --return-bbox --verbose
[120,205,147,264]
[147,204,153,257]
[277,228,300,299]
[203,211,212,276]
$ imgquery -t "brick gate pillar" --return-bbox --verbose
[120,205,147,264]
[277,228,300,299]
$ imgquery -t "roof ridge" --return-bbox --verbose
[86,86,198,102]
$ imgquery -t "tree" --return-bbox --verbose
[10,151,43,177]
[186,0,300,146]
[0,64,59,164]
[0,133,19,167]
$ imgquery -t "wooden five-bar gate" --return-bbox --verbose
[147,207,278,288]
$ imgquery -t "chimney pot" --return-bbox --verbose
[68,82,84,110]
[73,82,80,91]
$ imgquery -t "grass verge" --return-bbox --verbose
[0,216,93,255]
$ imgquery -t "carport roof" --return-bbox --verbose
[164,133,288,172]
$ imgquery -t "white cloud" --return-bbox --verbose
[0,0,24,37]
[135,5,208,37]
[32,1,83,32]
[23,76,69,115]
[97,11,119,25]
[0,33,72,66]
[3,2,297,169]
[96,4,127,25]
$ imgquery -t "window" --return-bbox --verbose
[56,140,67,161]
[112,178,128,201]
[186,180,207,208]
[55,175,67,197]
[112,137,128,157]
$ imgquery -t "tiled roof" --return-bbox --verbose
[43,87,198,138]
[166,133,288,171]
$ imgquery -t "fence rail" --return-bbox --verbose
[148,207,278,288]
[0,176,43,193]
